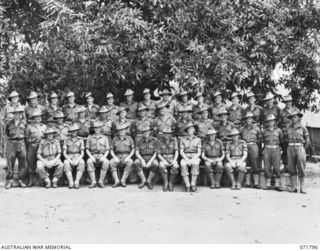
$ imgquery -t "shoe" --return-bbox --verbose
[74,182,80,189]
[186,186,191,193]
[89,183,96,188]
[5,180,13,189]
[112,182,120,188]
[168,183,174,192]
[45,179,51,188]
[97,182,105,188]
[68,183,74,189]
[253,184,260,189]
[52,182,58,188]
[275,186,283,192]
[210,184,215,189]
[138,181,146,189]
[146,182,153,190]
[162,185,168,192]
[290,188,298,193]
[300,188,307,194]
[236,183,242,190]
[231,183,236,190]
[18,180,27,188]
[190,185,197,192]
[120,180,127,187]
[215,184,220,189]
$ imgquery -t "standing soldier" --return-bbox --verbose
[180,123,202,192]
[134,125,159,189]
[243,92,263,127]
[75,106,90,140]
[175,107,193,138]
[225,129,248,190]
[63,124,85,189]
[139,88,157,119]
[192,91,209,120]
[52,111,70,148]
[5,107,28,189]
[158,127,179,192]
[84,92,100,120]
[228,92,243,129]
[175,90,193,119]
[4,91,26,122]
[119,89,138,120]
[132,104,154,144]
[285,109,310,194]
[194,106,214,141]
[26,110,47,187]
[25,91,44,123]
[211,91,226,123]
[109,124,135,187]
[153,102,176,137]
[43,92,60,127]
[112,107,131,137]
[86,121,110,188]
[240,112,262,188]
[98,106,113,145]
[105,93,119,122]
[36,128,64,188]
[158,88,175,117]
[262,114,283,190]
[262,93,281,126]
[201,129,225,189]
[215,108,235,145]
[62,91,79,124]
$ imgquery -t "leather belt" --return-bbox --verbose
[265,145,279,149]
[288,143,303,146]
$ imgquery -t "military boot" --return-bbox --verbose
[65,171,74,189]
[274,178,281,191]
[97,169,108,188]
[208,172,215,189]
[299,176,306,194]
[168,174,176,192]
[146,171,156,190]
[253,174,260,189]
[27,173,34,187]
[120,171,130,187]
[160,171,168,192]
[290,175,298,193]
[237,171,245,190]
[44,178,51,188]
[5,179,13,189]
[215,173,223,188]
[88,171,96,188]
[137,170,146,189]
[52,177,59,188]
[74,171,83,189]
[226,171,236,190]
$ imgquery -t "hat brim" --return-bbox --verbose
[68,129,80,132]
[138,108,149,112]
[218,112,230,116]
[197,109,209,114]
[288,114,303,119]
[159,92,172,96]
[184,125,196,132]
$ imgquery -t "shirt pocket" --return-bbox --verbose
[97,138,108,151]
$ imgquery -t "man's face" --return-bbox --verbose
[215,95,222,104]
[11,96,19,103]
[68,96,75,103]
[187,127,195,136]
[34,116,42,123]
[94,127,101,134]
[126,95,133,102]
[162,94,169,101]
[181,111,188,119]
[14,112,21,119]
[292,115,299,123]
[221,114,228,121]
[268,120,275,127]
[267,98,273,106]
[119,129,126,136]
[79,111,85,118]
[197,96,203,103]
[181,95,188,102]
[119,110,126,119]
[248,96,256,105]
[30,98,38,105]
[144,93,151,100]
[71,131,78,137]
[232,96,239,105]
[209,134,216,141]
[232,135,239,141]
[201,110,208,119]
[143,130,150,138]
[87,96,93,104]
[47,134,54,140]
[140,110,147,117]
[107,97,114,105]
[159,108,165,116]
[246,117,253,125]
[51,97,58,105]
[285,101,292,108]
[100,112,107,119]
[57,118,64,124]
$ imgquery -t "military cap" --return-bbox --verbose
[246,92,255,99]
[44,128,56,135]
[9,91,19,98]
[264,92,275,100]
[159,89,172,96]
[229,128,240,136]
[194,91,203,100]
[213,91,222,98]
[11,106,25,113]
[116,123,129,131]
[31,110,42,118]
[117,106,127,114]
[162,127,173,134]
[106,93,114,99]
[179,90,188,96]
[27,91,38,99]
[85,92,93,99]
[67,91,75,98]
[230,92,240,99]
[217,108,230,116]
[207,128,218,135]
[156,101,169,110]
[68,124,80,132]
[77,106,87,113]
[92,121,103,128]
[143,88,150,94]
[197,106,209,114]
[54,110,66,118]
[265,114,276,122]
[288,109,303,119]
[137,104,149,112]
[124,89,134,96]
[184,122,196,132]
[283,95,293,102]
[140,125,152,132]
[243,112,255,119]
[98,106,109,113]
[50,92,58,99]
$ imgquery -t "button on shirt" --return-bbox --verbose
[64,137,84,154]
[86,134,109,154]
[226,140,248,157]
[240,124,261,143]
[202,139,224,158]
[6,120,27,139]
[136,136,158,156]
[26,123,47,143]
[285,124,309,144]
[111,136,134,154]
[37,139,61,159]
[179,135,201,153]
[262,127,283,145]
[157,136,178,155]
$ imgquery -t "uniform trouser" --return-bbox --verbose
[204,158,224,174]
[225,157,246,173]
[281,142,288,168]
[64,154,85,172]
[134,156,159,173]
[246,144,260,174]
[5,139,27,180]
[109,153,133,172]
[287,145,306,177]
[159,155,179,175]
[27,142,39,174]
[36,158,64,180]
[263,147,281,178]
[180,153,201,177]
[87,154,109,172]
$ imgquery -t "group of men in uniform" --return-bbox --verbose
[2,87,310,194]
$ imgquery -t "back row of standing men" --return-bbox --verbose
[3,87,309,193]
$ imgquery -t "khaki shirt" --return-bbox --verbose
[26,123,47,144]
[86,133,109,154]
[25,104,44,122]
[179,135,201,153]
[37,138,61,159]
[105,104,119,122]
[228,104,243,125]
[75,119,91,138]
[243,105,263,125]
[85,104,100,120]
[43,105,61,123]
[136,136,158,156]
[262,127,283,145]
[111,135,134,154]
[132,117,154,136]
[226,140,247,157]
[157,136,178,155]
[6,119,27,139]
[63,137,84,154]
[99,119,113,136]
[140,100,157,119]
[62,103,80,123]
[153,115,176,134]
[112,119,132,136]
[215,121,235,140]
[53,123,70,142]
[285,124,309,144]
[175,118,193,137]
[202,139,224,158]
[119,101,138,119]
[240,124,261,143]
[211,103,226,122]
[195,118,214,138]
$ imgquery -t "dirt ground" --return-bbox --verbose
[0,164,319,244]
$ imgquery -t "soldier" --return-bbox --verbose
[84,92,100,120]
[75,106,90,140]
[26,110,47,187]
[86,121,110,188]
[158,127,179,192]
[240,112,262,188]
[153,102,176,137]
[139,88,157,119]
[285,109,310,194]
[132,104,154,144]
[192,91,209,120]
[4,91,26,122]
[262,92,281,126]
[109,124,135,187]
[211,91,226,122]
[225,129,248,190]
[112,107,131,137]
[262,114,283,190]
[228,92,243,128]
[36,128,64,188]
[25,91,44,123]
[194,106,214,141]
[98,106,113,145]
[180,123,202,192]
[201,128,225,189]
[215,108,235,145]
[105,92,119,122]
[5,107,28,189]
[63,124,85,189]
[133,125,159,189]
[243,92,263,127]
[52,111,70,148]
[119,89,138,120]
[62,91,79,124]
[158,88,175,117]
[175,90,193,119]
[43,92,61,127]
[175,107,193,138]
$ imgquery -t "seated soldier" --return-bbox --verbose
[201,128,225,189]
[180,123,202,192]
[225,129,248,190]
[134,125,159,189]
[158,127,179,192]
[63,124,85,189]
[36,128,64,188]
[109,124,135,187]
[86,121,110,188]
